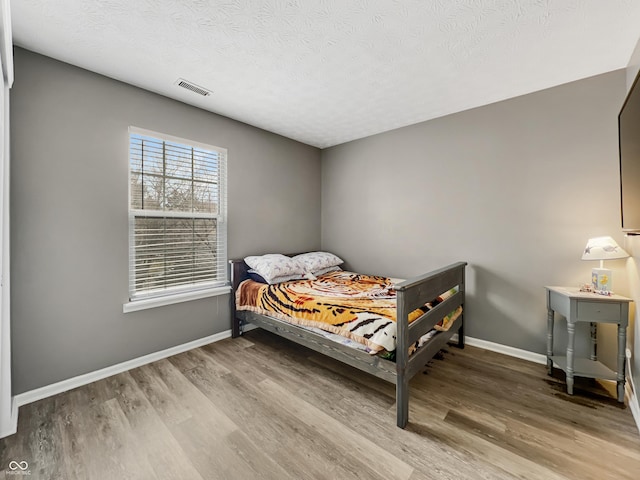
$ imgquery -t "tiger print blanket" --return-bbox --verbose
[236,270,462,354]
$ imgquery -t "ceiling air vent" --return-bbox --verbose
[174,78,212,97]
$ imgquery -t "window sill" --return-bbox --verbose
[123,285,231,313]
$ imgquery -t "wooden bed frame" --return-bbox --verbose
[229,257,467,428]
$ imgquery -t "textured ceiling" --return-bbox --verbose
[10,0,640,148]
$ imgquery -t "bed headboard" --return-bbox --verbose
[229,258,250,293]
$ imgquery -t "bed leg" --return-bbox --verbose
[396,375,409,428]
[230,259,243,338]
[457,315,465,349]
[232,317,242,338]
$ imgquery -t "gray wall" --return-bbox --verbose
[10,48,321,394]
[322,71,627,363]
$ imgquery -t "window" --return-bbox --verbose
[128,127,227,302]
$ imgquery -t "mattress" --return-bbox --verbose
[236,270,462,355]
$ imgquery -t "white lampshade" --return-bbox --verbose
[581,236,630,261]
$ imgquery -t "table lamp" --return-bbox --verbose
[581,236,629,293]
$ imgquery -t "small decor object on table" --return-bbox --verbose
[578,283,593,293]
[591,270,611,292]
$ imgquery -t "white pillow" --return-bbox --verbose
[294,252,344,274]
[244,254,305,284]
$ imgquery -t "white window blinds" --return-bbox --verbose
[128,127,227,301]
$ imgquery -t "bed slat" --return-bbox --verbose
[407,290,464,346]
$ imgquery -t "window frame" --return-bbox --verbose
[125,126,229,311]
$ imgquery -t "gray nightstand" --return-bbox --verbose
[545,286,632,402]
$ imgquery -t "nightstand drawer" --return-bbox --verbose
[576,301,621,321]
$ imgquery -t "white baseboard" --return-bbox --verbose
[451,334,547,365]
[13,329,233,408]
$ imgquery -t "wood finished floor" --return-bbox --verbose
[1,330,639,480]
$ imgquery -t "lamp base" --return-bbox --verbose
[592,267,612,292]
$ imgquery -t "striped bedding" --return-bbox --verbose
[236,270,462,355]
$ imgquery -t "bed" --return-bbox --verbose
[229,253,467,428]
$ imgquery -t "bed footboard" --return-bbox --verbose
[394,261,467,428]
